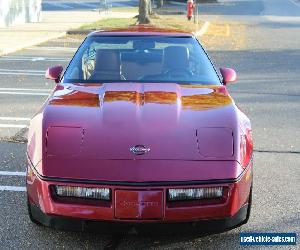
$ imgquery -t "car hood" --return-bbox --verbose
[34,83,243,180]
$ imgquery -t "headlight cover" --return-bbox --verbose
[54,185,111,201]
[168,187,223,201]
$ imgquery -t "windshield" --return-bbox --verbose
[63,36,220,85]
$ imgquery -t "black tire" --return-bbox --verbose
[243,186,252,225]
[27,197,42,226]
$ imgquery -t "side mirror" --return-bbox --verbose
[220,68,237,85]
[45,66,63,83]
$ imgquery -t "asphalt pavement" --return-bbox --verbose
[0,37,79,139]
[0,0,299,249]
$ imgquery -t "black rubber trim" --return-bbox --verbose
[26,152,252,187]
[88,34,193,38]
[42,176,235,186]
[28,201,248,232]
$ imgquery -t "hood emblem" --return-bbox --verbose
[130,145,150,155]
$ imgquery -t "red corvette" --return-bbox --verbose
[26,26,253,232]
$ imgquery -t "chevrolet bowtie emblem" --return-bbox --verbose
[130,145,150,155]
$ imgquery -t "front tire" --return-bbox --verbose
[27,197,41,226]
[243,186,252,224]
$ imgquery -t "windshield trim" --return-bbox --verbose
[62,79,220,85]
[62,36,221,86]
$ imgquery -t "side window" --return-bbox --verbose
[82,46,96,80]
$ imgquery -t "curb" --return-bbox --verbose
[0,32,66,56]
[169,0,218,4]
[168,1,186,6]
[67,29,96,36]
[193,21,210,37]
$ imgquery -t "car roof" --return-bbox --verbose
[88,25,194,37]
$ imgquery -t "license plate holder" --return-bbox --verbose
[114,190,163,220]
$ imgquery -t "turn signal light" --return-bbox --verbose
[168,187,223,201]
[240,128,253,168]
[54,186,111,200]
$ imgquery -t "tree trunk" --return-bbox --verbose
[138,0,151,24]
[149,0,152,15]
[157,0,163,9]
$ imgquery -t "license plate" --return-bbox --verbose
[114,190,163,220]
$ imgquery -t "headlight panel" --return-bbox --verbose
[54,185,111,201]
[168,187,223,201]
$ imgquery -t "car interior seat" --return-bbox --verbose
[91,50,125,81]
[162,46,190,73]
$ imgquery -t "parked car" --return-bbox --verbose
[26,25,253,232]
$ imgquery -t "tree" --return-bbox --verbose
[138,0,151,24]
[157,0,164,9]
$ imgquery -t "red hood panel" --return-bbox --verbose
[41,83,241,180]
[44,83,238,161]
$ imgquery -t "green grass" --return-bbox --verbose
[79,17,137,30]
[76,15,204,33]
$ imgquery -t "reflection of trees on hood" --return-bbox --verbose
[49,88,232,111]
[50,91,100,107]
[181,93,232,111]
[103,90,232,110]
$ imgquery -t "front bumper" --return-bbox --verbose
[26,161,252,232]
[28,200,248,233]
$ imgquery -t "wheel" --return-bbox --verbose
[27,197,42,226]
[243,186,252,224]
